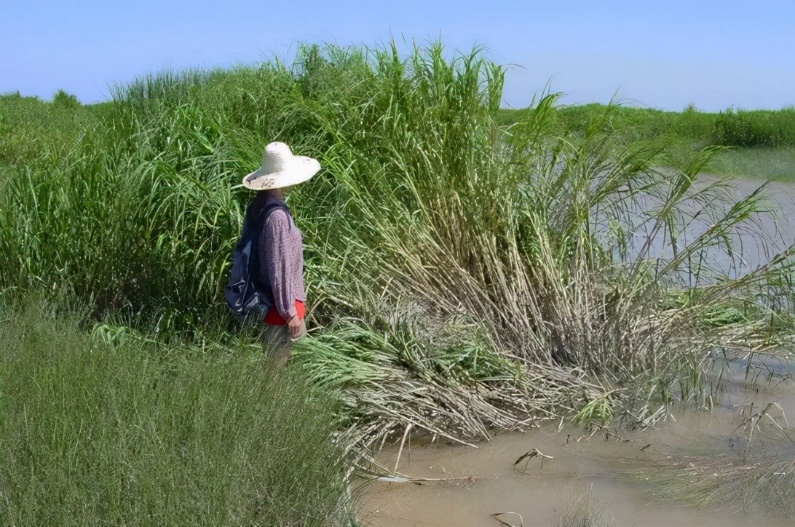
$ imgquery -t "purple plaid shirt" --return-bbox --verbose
[249,193,306,320]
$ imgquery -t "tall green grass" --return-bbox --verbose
[2,41,794,450]
[714,107,795,148]
[0,297,354,526]
[499,103,795,149]
[0,91,98,168]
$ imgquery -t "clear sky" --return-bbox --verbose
[2,0,793,111]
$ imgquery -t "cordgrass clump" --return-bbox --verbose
[2,40,795,450]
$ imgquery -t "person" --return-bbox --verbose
[241,141,320,365]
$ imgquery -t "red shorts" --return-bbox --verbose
[263,300,305,325]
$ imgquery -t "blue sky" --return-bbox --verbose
[2,0,793,111]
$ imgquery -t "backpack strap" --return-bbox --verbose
[250,201,290,234]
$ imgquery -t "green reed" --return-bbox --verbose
[1,41,794,449]
[500,103,795,148]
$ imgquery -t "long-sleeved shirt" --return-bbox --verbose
[247,193,306,321]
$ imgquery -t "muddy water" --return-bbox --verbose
[594,176,795,285]
[357,356,795,527]
[358,176,795,526]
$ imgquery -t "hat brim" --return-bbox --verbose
[242,156,321,191]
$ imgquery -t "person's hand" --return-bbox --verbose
[287,315,303,340]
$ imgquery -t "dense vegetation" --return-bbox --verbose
[498,104,795,149]
[499,103,795,181]
[0,297,353,526]
[2,42,795,525]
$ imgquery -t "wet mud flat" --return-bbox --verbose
[357,355,795,526]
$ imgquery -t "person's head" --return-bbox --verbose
[241,142,320,193]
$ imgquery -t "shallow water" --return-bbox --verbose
[358,177,795,526]
[357,355,795,527]
[600,176,795,283]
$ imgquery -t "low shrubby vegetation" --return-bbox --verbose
[708,145,795,181]
[2,42,795,524]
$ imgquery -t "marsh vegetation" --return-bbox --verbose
[0,297,354,526]
[2,42,795,525]
[499,103,795,181]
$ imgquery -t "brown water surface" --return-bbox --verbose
[357,356,795,527]
[359,177,795,526]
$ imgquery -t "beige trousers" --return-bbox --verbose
[261,320,307,367]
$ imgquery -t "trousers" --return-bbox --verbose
[260,319,307,367]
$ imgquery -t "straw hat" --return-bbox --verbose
[242,142,321,191]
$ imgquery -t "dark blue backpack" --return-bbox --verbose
[225,202,287,325]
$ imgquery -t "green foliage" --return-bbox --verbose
[573,393,616,426]
[500,104,795,149]
[0,298,354,526]
[2,40,794,447]
[709,146,795,181]
[0,92,96,167]
[51,89,81,110]
[714,108,795,148]
[503,103,715,145]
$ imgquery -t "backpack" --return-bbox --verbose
[225,202,288,325]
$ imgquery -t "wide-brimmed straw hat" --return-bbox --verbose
[242,142,321,191]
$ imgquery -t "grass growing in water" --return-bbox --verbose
[556,485,617,527]
[0,297,355,526]
[1,41,795,451]
[499,104,795,149]
[640,412,795,521]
